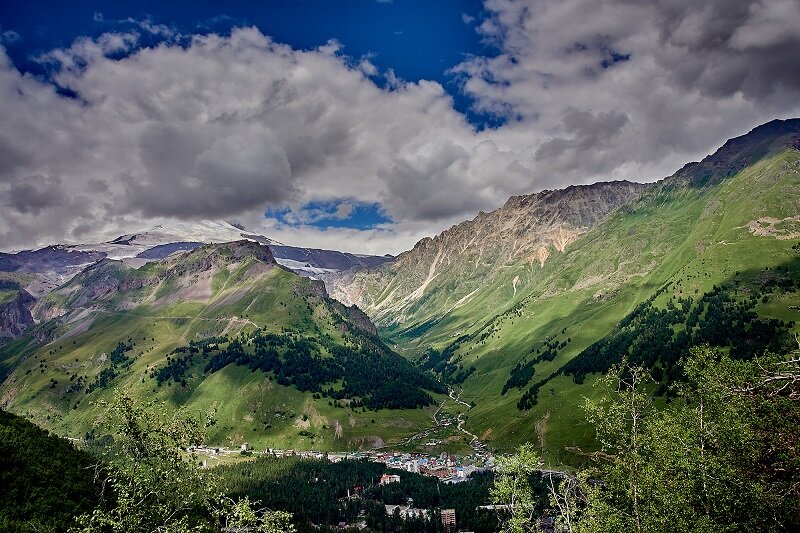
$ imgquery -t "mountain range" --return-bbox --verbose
[0,221,392,344]
[0,240,440,451]
[326,118,800,462]
[1,118,799,464]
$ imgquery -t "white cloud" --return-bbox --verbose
[453,0,800,188]
[0,27,506,251]
[1,1,800,255]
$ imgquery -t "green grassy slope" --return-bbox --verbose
[0,242,442,451]
[383,145,800,465]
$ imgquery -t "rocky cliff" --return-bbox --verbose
[0,282,35,342]
[328,180,648,328]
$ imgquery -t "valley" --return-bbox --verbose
[327,118,800,464]
[1,119,799,469]
[2,2,799,529]
[0,241,443,453]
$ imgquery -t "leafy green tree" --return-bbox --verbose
[72,393,294,533]
[491,442,543,533]
[545,471,590,533]
[494,346,800,532]
[0,410,107,532]
[580,347,799,532]
[582,359,653,533]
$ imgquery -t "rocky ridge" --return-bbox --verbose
[328,180,648,327]
[0,282,35,343]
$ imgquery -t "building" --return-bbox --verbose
[441,508,456,533]
[380,473,401,485]
[402,459,420,473]
[384,505,430,520]
[477,504,513,511]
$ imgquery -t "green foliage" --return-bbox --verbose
[85,341,134,393]
[0,410,107,532]
[369,469,500,532]
[418,343,477,385]
[217,455,501,532]
[218,456,385,527]
[490,443,546,533]
[519,276,796,410]
[73,394,294,533]
[155,329,443,409]
[498,346,800,532]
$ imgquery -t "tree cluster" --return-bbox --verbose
[498,347,800,532]
[0,410,107,531]
[518,276,795,410]
[154,328,444,410]
[85,340,134,393]
[217,455,502,532]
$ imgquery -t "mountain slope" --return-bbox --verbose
[0,281,35,343]
[0,221,393,303]
[0,409,106,531]
[328,180,647,333]
[0,241,442,451]
[328,118,800,463]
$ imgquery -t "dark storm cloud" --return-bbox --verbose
[455,0,800,190]
[536,110,629,162]
[4,175,67,215]
[125,122,294,218]
[646,0,800,100]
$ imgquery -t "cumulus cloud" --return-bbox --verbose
[1,1,799,254]
[0,27,499,252]
[454,0,800,187]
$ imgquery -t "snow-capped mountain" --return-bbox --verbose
[0,221,393,298]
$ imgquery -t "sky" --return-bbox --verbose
[1,0,799,255]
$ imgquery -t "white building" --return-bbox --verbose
[380,473,401,485]
[384,505,430,520]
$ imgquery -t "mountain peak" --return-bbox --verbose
[184,240,276,264]
[671,117,800,188]
[159,240,277,281]
[501,180,650,227]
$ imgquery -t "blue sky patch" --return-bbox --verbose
[267,200,392,230]
[1,0,498,128]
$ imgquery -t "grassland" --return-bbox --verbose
[379,148,800,465]
[0,244,443,451]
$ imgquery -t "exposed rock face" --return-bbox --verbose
[328,180,648,327]
[270,245,393,271]
[159,240,276,279]
[0,286,35,342]
[332,301,379,337]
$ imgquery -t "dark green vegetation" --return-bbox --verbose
[496,347,800,532]
[0,409,107,532]
[0,398,504,533]
[154,329,443,409]
[0,241,440,451]
[71,394,294,533]
[217,455,532,532]
[517,270,798,409]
